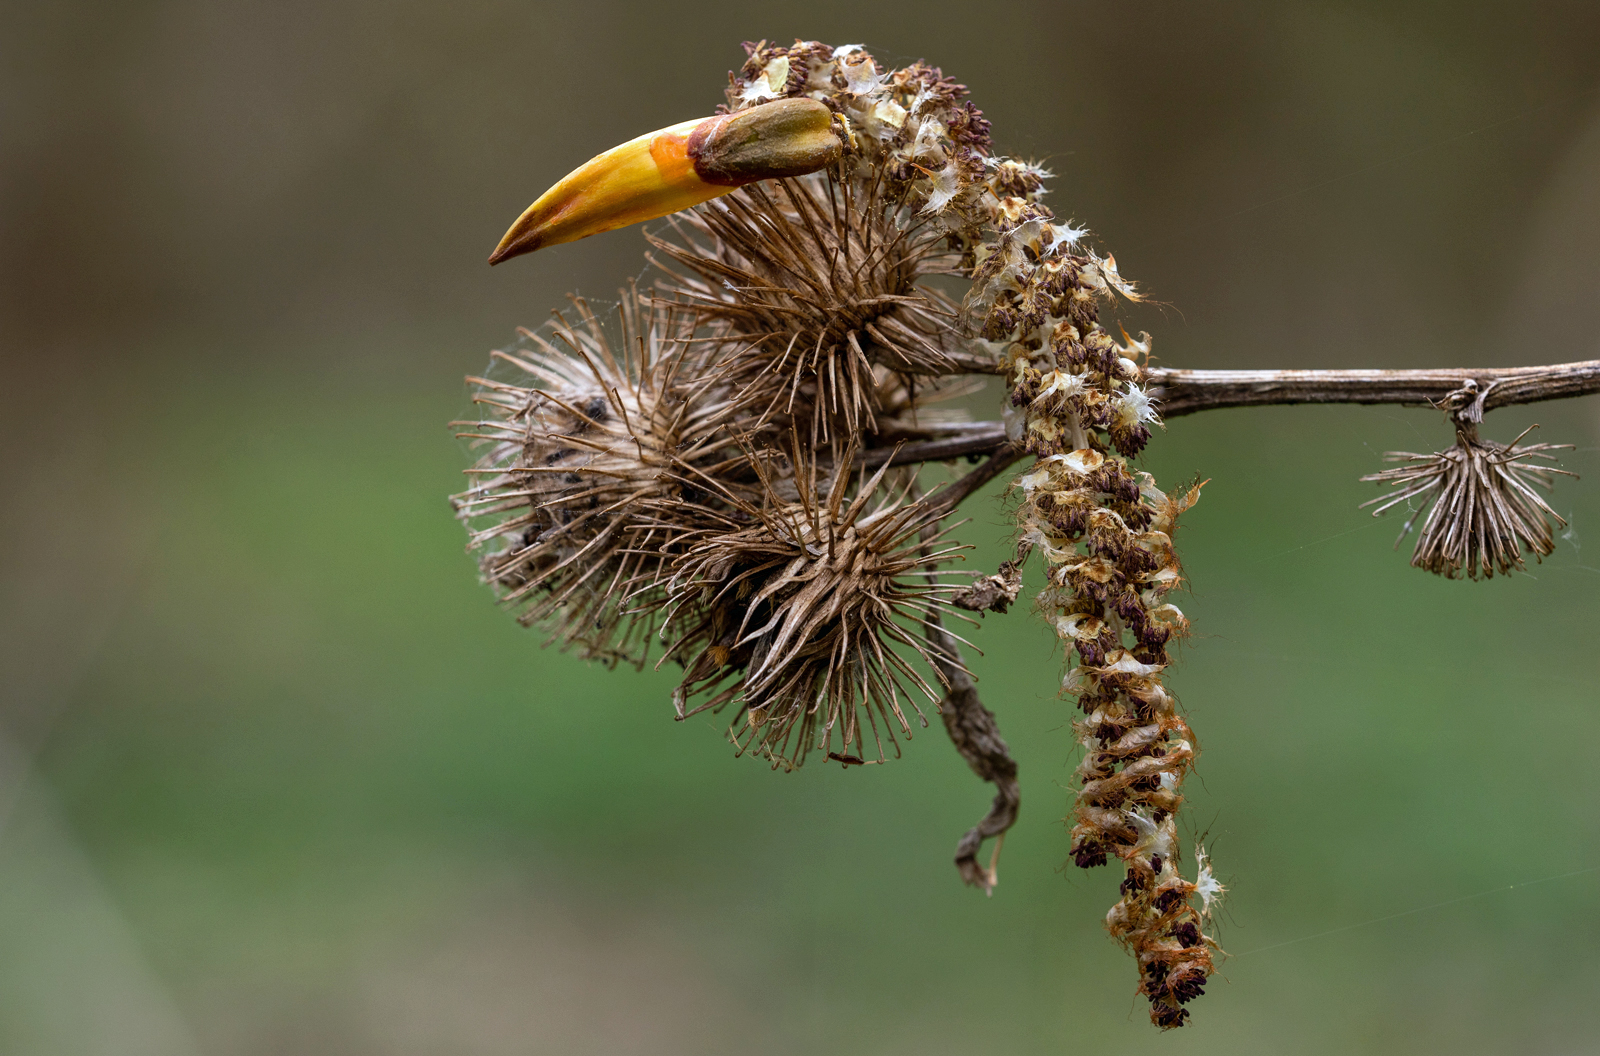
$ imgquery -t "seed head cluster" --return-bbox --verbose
[456,40,1222,1026]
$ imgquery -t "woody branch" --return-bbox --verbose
[866,359,1600,470]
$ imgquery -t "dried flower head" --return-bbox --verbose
[643,41,1007,443]
[452,291,735,662]
[1362,379,1576,579]
[648,176,966,441]
[648,447,973,768]
[916,70,1223,1020]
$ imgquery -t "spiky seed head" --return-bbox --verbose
[1361,382,1577,579]
[648,447,973,768]
[647,176,966,442]
[641,42,1011,445]
[451,292,728,663]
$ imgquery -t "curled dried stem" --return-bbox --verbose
[917,517,1019,895]
[938,662,1020,894]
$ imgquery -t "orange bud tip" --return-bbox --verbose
[488,99,843,264]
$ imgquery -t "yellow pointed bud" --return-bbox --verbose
[489,98,843,264]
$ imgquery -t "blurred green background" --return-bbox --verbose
[3,2,1599,1053]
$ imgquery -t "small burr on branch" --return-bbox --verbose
[453,40,1589,1031]
[1359,378,1578,579]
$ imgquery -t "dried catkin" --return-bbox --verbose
[976,223,1223,1026]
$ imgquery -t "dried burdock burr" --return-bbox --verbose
[452,289,738,663]
[646,175,967,441]
[646,445,974,769]
[457,38,1598,1031]
[1361,378,1577,579]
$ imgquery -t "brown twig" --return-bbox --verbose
[861,427,1009,468]
[923,348,1007,376]
[1144,359,1600,418]
[925,444,1024,515]
[862,361,1600,474]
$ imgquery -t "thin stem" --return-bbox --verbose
[925,444,1024,515]
[928,609,1020,895]
[1144,359,1600,417]
[913,348,1006,376]
[861,427,1008,468]
[863,360,1600,472]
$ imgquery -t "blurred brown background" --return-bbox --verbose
[3,2,1599,1053]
